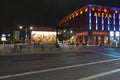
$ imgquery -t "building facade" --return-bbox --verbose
[58,4,120,45]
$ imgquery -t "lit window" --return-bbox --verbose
[110,31,114,36]
[116,31,119,36]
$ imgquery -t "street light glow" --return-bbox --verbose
[30,27,33,30]
[19,26,23,29]
[70,30,73,34]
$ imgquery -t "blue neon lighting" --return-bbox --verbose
[114,26,115,31]
[113,13,116,31]
[102,17,104,30]
[119,20,120,26]
[89,23,92,30]
[89,11,91,16]
[89,10,92,30]
[108,25,110,31]
[119,14,120,19]
[102,24,104,31]
[119,14,120,31]
[108,18,110,31]
[113,20,115,25]
[89,19,91,23]
[119,25,120,31]
[113,14,115,19]
[108,18,110,24]
[96,16,98,30]
[88,4,93,7]
[96,24,98,30]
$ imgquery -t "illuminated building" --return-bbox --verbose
[58,4,120,45]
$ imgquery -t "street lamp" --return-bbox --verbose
[19,26,23,29]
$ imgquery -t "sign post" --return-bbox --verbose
[1,34,6,46]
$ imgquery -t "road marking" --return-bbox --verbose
[0,58,119,79]
[78,68,120,80]
[115,62,120,64]
[91,51,120,58]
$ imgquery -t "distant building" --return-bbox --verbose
[58,4,120,45]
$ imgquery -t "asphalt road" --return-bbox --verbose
[0,48,120,80]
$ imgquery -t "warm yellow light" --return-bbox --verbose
[94,12,97,17]
[76,12,78,16]
[85,8,88,12]
[72,14,75,18]
[115,10,118,14]
[64,30,66,33]
[71,36,74,39]
[80,11,83,14]
[92,7,95,11]
[104,9,107,12]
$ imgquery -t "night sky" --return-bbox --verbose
[0,0,120,34]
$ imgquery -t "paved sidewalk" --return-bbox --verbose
[0,45,104,56]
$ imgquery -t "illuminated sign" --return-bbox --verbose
[1,34,6,41]
[76,32,88,36]
[92,32,108,35]
[31,31,56,44]
[94,12,112,18]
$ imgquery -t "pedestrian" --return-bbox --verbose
[19,43,23,52]
[10,44,14,53]
[100,43,104,51]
